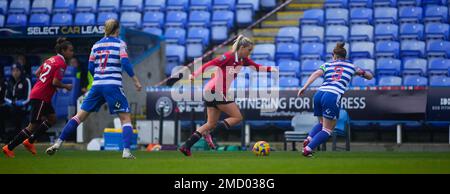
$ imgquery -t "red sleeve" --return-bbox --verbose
[192,54,229,77]
[244,58,272,72]
[53,63,65,81]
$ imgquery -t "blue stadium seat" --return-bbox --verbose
[75,13,95,26]
[213,0,236,11]
[0,0,7,14]
[143,11,164,28]
[374,7,397,24]
[3,65,11,77]
[425,23,449,40]
[29,13,50,26]
[120,12,142,29]
[353,58,375,72]
[325,8,349,25]
[143,27,163,36]
[429,76,450,86]
[186,27,210,58]
[403,75,428,86]
[300,9,324,26]
[251,44,275,60]
[53,0,75,13]
[350,8,373,25]
[376,58,401,76]
[349,0,373,8]
[52,77,80,119]
[351,76,376,86]
[276,27,300,43]
[97,12,118,25]
[98,0,120,12]
[144,0,166,11]
[326,42,349,59]
[166,44,186,64]
[373,0,397,7]
[301,76,323,87]
[236,1,254,26]
[301,43,324,61]
[190,0,212,11]
[52,13,72,26]
[403,58,427,75]
[397,0,421,7]
[31,0,53,14]
[232,77,249,89]
[398,6,422,23]
[250,72,276,88]
[164,62,179,76]
[6,14,27,27]
[167,0,188,11]
[238,0,259,11]
[301,25,324,43]
[276,43,300,60]
[121,0,144,12]
[8,0,30,14]
[188,11,211,28]
[428,58,450,75]
[280,77,300,88]
[164,27,186,45]
[76,0,97,13]
[422,0,448,5]
[375,41,400,58]
[378,76,402,86]
[375,24,399,41]
[165,11,187,28]
[324,0,348,8]
[325,25,349,42]
[350,24,374,42]
[400,40,425,58]
[64,65,77,77]
[351,42,375,59]
[0,14,4,27]
[426,40,450,58]
[301,60,324,76]
[211,10,234,43]
[399,23,424,40]
[261,0,276,10]
[278,60,300,77]
[424,5,448,23]
[212,10,234,28]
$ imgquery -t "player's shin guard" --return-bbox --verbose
[58,116,81,142]
[28,120,52,144]
[305,128,332,152]
[7,128,32,151]
[122,123,133,149]
[184,131,202,149]
[307,123,323,141]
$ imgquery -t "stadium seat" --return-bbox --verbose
[144,0,166,11]
[398,6,422,23]
[378,76,402,86]
[120,12,142,29]
[52,13,72,26]
[97,12,118,25]
[278,60,300,77]
[325,8,349,25]
[399,23,424,40]
[0,14,4,27]
[276,27,300,43]
[0,0,7,14]
[121,0,144,12]
[98,0,120,12]
[425,23,449,40]
[75,13,95,26]
[76,0,97,13]
[52,77,80,119]
[212,10,234,28]
[236,2,254,27]
[403,75,428,86]
[429,76,450,86]
[400,40,425,58]
[166,44,186,64]
[167,0,188,11]
[29,13,50,26]
[353,58,375,73]
[188,11,211,28]
[251,44,275,60]
[301,60,324,76]
[238,0,259,11]
[261,0,276,10]
[376,58,402,76]
[350,25,374,42]
[349,0,373,8]
[301,25,324,43]
[190,0,212,11]
[164,27,186,45]
[165,11,187,28]
[232,77,250,89]
[164,62,179,76]
[428,58,450,75]
[250,72,276,88]
[324,0,348,8]
[326,42,349,59]
[6,14,27,27]
[280,76,300,88]
[375,24,399,41]
[403,58,427,75]
[31,0,53,14]
[374,7,397,24]
[301,43,324,61]
[325,25,349,42]
[373,0,397,7]
[300,9,324,26]
[213,0,236,11]
[351,76,376,86]
[301,76,323,87]
[350,8,373,25]
[186,27,210,58]
[276,43,300,60]
[8,0,30,14]
[397,0,421,7]
[426,40,450,58]
[351,42,375,59]
[375,41,400,58]
[143,11,165,28]
[143,27,163,36]
[53,0,75,13]
[211,10,234,43]
[3,65,11,77]
[424,5,448,23]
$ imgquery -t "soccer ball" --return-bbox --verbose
[252,141,270,156]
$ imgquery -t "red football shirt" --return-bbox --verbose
[30,54,67,103]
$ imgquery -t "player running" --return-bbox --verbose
[2,38,74,158]
[45,19,142,159]
[179,35,278,156]
[298,42,373,157]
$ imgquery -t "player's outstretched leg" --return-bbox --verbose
[46,116,81,156]
[179,131,202,156]
[2,128,33,158]
[121,122,135,159]
[303,123,323,149]
[303,127,333,157]
[23,120,53,155]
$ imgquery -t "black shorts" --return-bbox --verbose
[204,90,234,109]
[30,99,55,124]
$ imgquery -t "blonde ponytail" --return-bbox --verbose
[232,35,254,52]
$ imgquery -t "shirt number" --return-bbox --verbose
[332,66,344,81]
[97,51,110,74]
[39,63,51,83]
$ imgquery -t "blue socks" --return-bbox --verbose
[307,123,323,140]
[306,128,332,151]
[122,123,133,149]
[59,117,81,141]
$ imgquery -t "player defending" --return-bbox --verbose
[298,42,373,157]
[45,19,142,159]
[179,35,278,156]
[2,38,74,158]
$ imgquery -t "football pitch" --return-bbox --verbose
[1,150,450,174]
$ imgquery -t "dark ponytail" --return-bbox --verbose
[333,42,347,59]
[55,37,72,55]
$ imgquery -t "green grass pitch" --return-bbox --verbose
[1,149,450,174]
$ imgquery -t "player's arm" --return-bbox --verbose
[52,78,72,90]
[244,58,276,72]
[298,69,324,96]
[356,67,373,80]
[120,41,142,91]
[190,54,228,80]
[35,65,42,77]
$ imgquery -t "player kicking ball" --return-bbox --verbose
[298,42,373,157]
[45,19,142,159]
